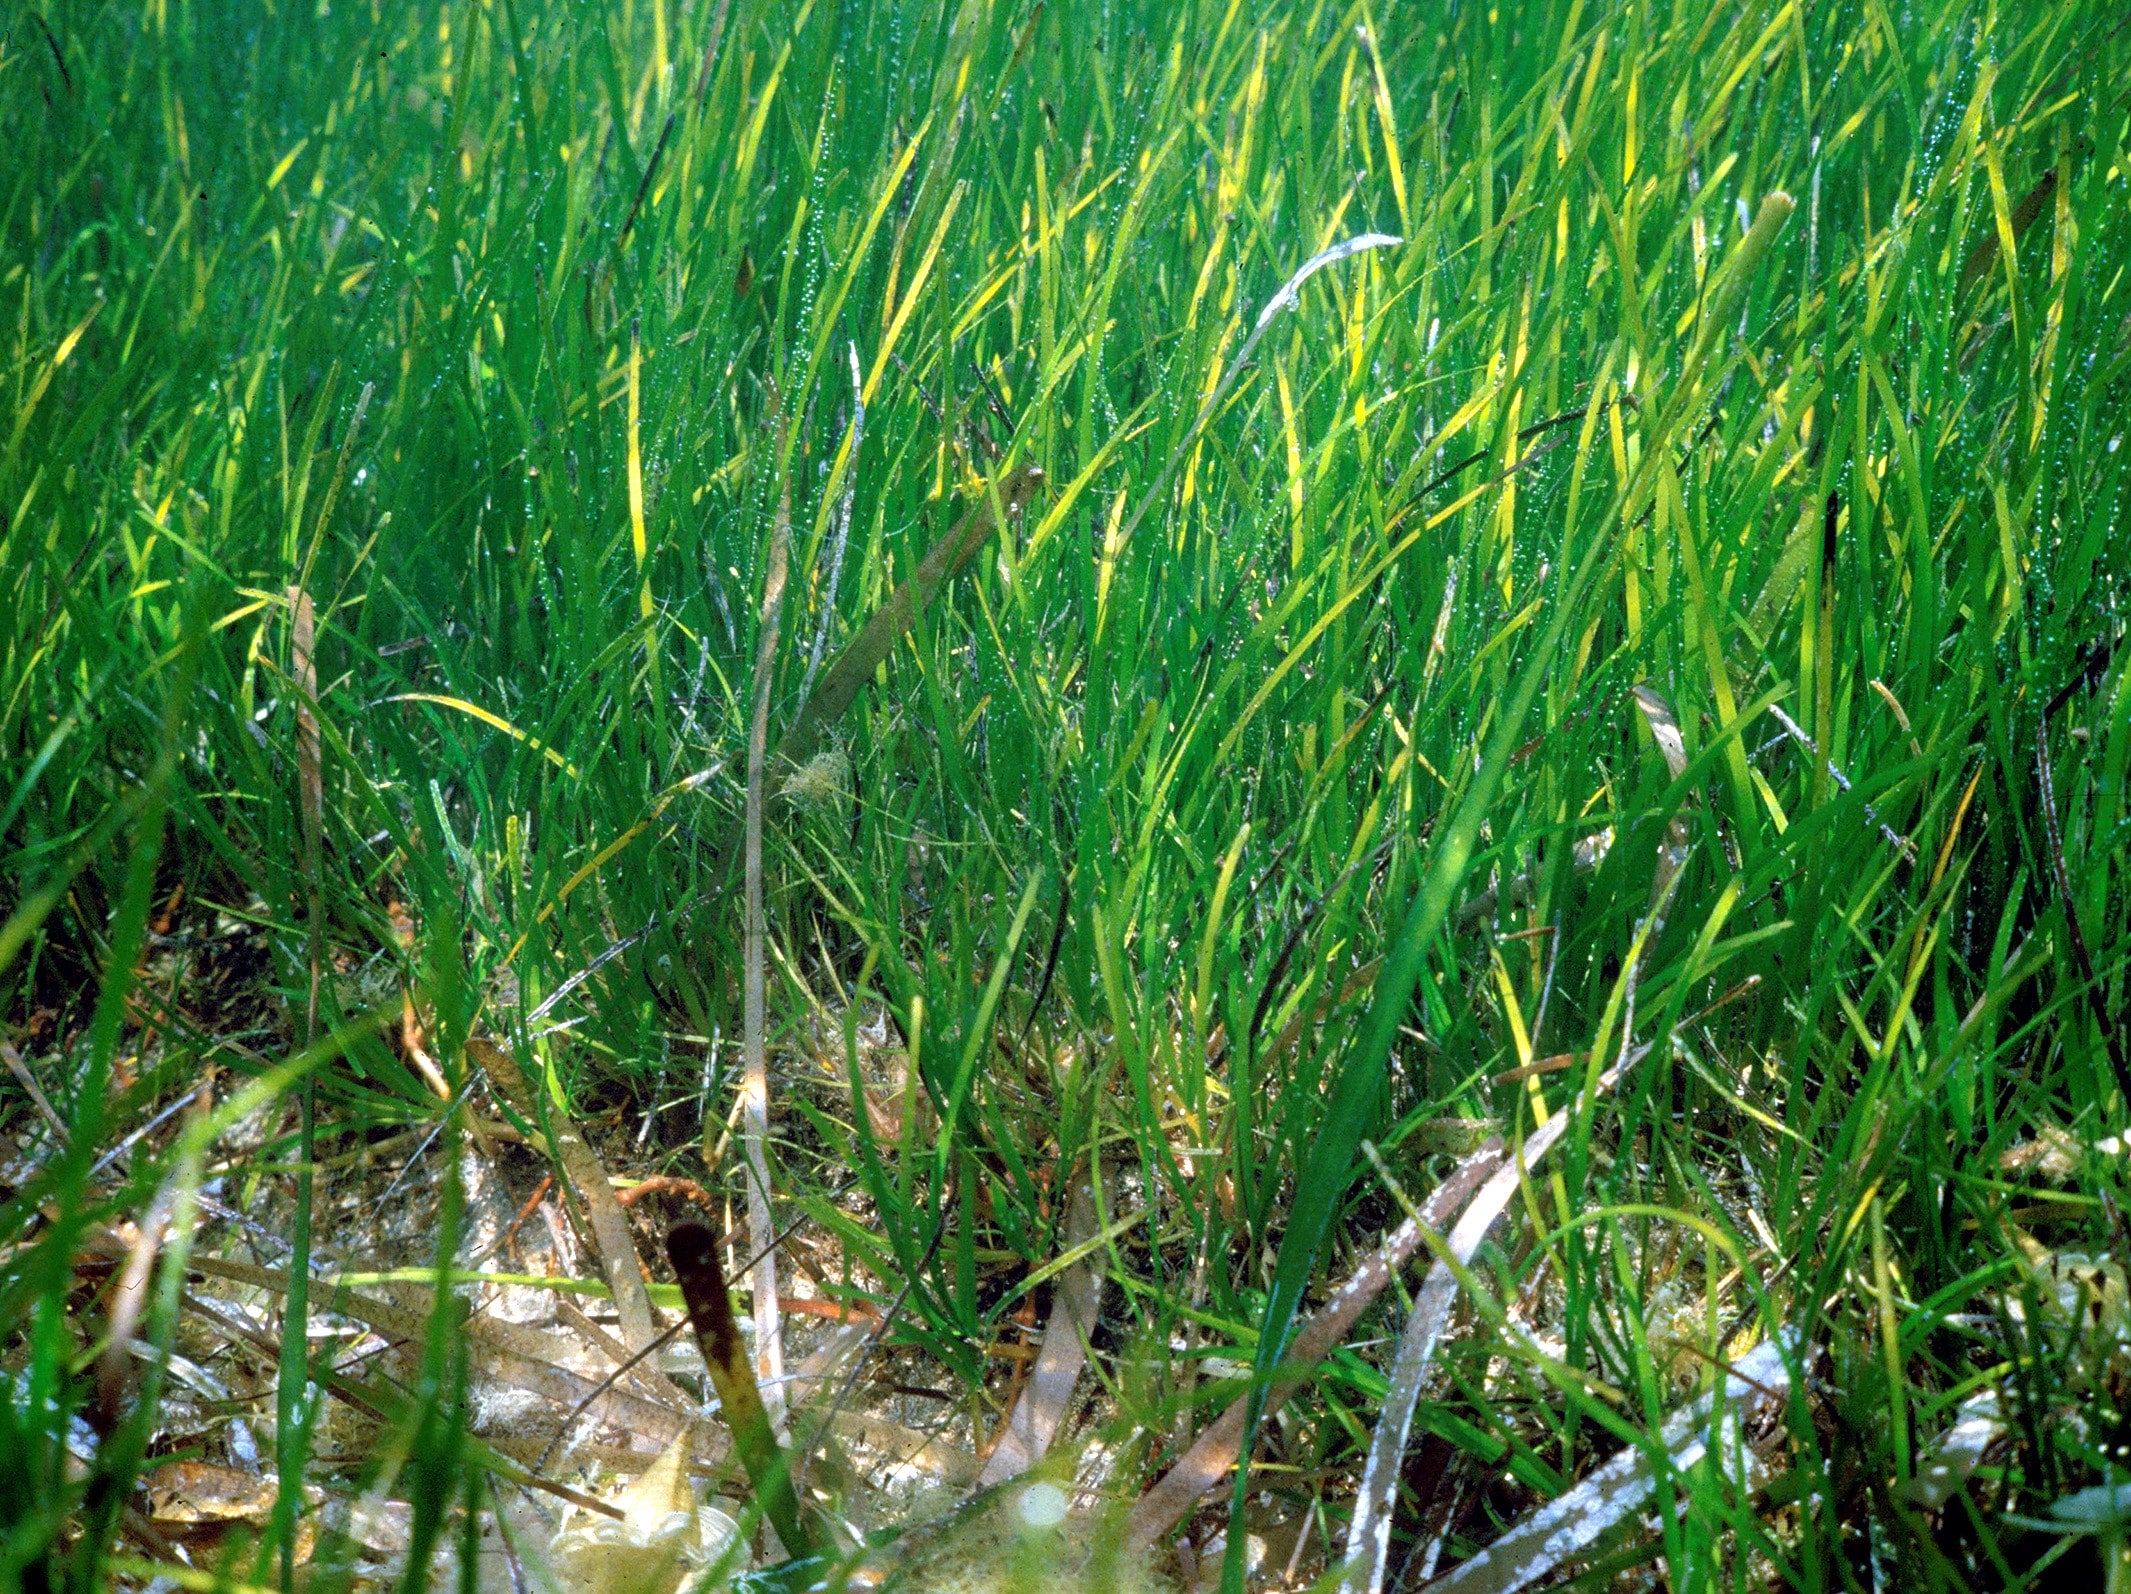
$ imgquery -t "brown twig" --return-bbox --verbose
[779,1296,887,1329]
[614,1174,715,1210]
[1490,1053,1578,1085]
[490,1173,552,1265]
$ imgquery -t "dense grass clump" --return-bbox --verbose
[4,0,2130,1588]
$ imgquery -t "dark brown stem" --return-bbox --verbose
[667,1221,818,1558]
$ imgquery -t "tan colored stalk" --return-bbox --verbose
[742,463,794,1425]
[469,1036,662,1356]
[763,463,1045,791]
[977,1165,1105,1485]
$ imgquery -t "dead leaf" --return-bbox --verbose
[979,1166,1105,1486]
[1425,1334,1802,1594]
[547,1434,742,1594]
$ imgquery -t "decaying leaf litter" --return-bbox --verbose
[6,0,2131,1590]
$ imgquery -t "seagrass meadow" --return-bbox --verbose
[4,0,2131,1589]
